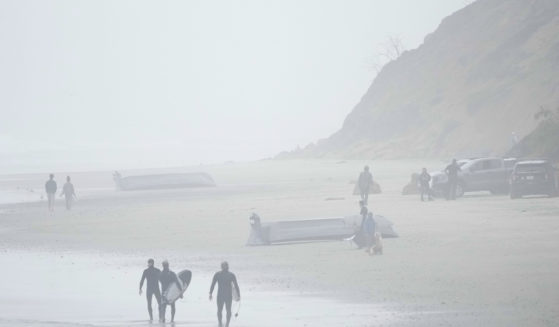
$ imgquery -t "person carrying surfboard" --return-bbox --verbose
[139,258,161,322]
[209,261,241,327]
[159,260,183,323]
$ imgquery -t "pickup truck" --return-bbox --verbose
[431,158,516,198]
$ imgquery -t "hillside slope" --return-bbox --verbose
[507,106,559,162]
[281,0,559,159]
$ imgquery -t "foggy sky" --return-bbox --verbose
[0,0,469,173]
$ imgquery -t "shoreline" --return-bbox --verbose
[0,248,400,327]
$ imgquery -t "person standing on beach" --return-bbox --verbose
[45,174,57,212]
[358,166,373,204]
[419,168,433,201]
[60,176,76,210]
[139,258,161,322]
[209,261,241,327]
[159,260,182,323]
[359,200,368,228]
[364,212,376,255]
[445,159,461,200]
[352,201,369,249]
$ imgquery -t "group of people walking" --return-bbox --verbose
[140,259,240,327]
[45,174,77,211]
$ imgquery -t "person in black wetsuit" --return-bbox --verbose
[139,258,161,321]
[209,261,240,327]
[445,159,462,200]
[159,260,182,323]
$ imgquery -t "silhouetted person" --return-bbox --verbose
[419,168,433,201]
[159,260,182,323]
[139,258,161,322]
[358,166,374,204]
[209,261,240,327]
[359,200,368,228]
[364,212,376,255]
[45,174,57,212]
[353,201,369,249]
[60,176,76,210]
[445,159,461,200]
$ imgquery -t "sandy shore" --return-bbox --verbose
[1,159,558,326]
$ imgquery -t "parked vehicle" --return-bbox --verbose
[431,158,516,197]
[510,160,558,199]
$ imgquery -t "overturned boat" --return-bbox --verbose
[113,171,216,191]
[246,213,398,246]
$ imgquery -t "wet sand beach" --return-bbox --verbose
[1,160,558,326]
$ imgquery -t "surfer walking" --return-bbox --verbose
[358,166,373,205]
[45,174,57,212]
[139,258,161,322]
[209,261,241,327]
[159,260,182,323]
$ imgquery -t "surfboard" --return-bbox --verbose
[232,281,240,302]
[162,270,192,304]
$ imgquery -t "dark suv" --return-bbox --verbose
[510,160,558,199]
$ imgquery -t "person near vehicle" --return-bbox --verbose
[45,174,57,212]
[445,159,461,200]
[159,260,182,323]
[358,166,374,204]
[60,176,76,210]
[209,261,240,327]
[418,168,433,201]
[139,258,161,322]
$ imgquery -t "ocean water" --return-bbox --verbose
[0,250,398,327]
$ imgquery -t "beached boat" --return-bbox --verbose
[246,213,398,246]
[113,171,216,191]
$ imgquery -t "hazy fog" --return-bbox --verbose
[0,0,468,173]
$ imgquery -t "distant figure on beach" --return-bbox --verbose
[353,201,368,249]
[359,200,368,228]
[139,258,161,322]
[419,168,433,201]
[445,159,461,200]
[159,260,182,323]
[45,174,57,212]
[209,261,241,327]
[358,166,374,204]
[364,212,376,255]
[60,176,76,210]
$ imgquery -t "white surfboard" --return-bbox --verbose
[232,281,240,302]
[162,270,192,304]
